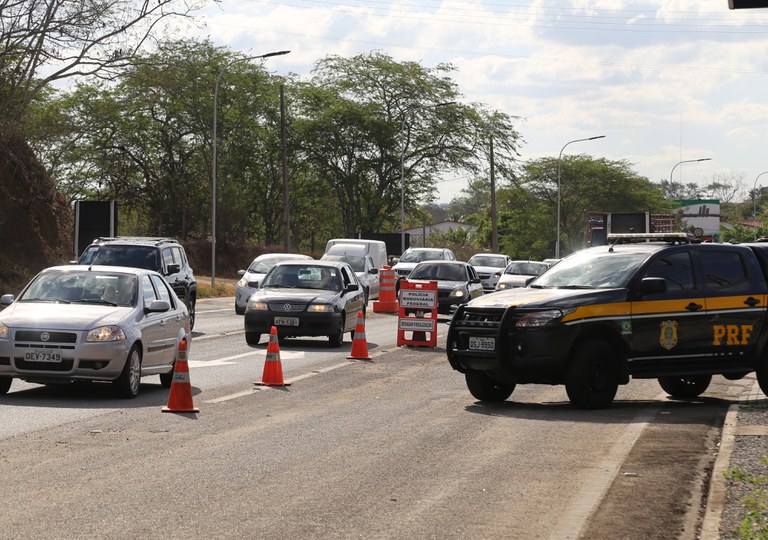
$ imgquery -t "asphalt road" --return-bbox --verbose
[0,297,753,539]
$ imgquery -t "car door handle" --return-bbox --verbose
[745,297,761,307]
[685,302,703,312]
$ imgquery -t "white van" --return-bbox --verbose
[324,239,388,271]
[321,243,380,301]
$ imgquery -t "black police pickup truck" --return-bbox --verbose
[447,233,768,409]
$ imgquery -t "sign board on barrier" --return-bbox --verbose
[398,318,436,332]
[400,289,437,309]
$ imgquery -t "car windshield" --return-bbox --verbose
[468,255,507,268]
[90,245,160,270]
[20,270,138,307]
[248,256,292,274]
[322,255,365,272]
[262,265,342,291]
[399,250,443,263]
[532,250,649,289]
[409,263,467,281]
[504,262,549,276]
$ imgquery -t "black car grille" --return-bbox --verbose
[15,330,78,344]
[172,285,187,300]
[454,307,506,329]
[269,302,307,312]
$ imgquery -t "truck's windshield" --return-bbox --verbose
[532,250,649,289]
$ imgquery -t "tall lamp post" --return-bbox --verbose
[669,157,711,183]
[211,50,290,287]
[752,170,768,239]
[556,135,605,258]
[399,101,455,255]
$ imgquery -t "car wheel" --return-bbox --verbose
[329,316,344,348]
[114,345,142,399]
[465,371,514,402]
[188,297,196,330]
[0,376,11,395]
[658,375,712,398]
[565,339,618,409]
[246,332,261,346]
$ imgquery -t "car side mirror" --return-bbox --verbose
[471,278,481,284]
[524,276,536,286]
[345,283,360,293]
[145,299,171,313]
[166,263,181,275]
[640,277,667,295]
[369,268,378,275]
[1,294,15,306]
[237,269,246,277]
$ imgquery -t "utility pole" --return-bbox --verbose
[490,135,498,252]
[281,84,290,252]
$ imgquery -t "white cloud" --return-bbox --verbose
[191,0,768,202]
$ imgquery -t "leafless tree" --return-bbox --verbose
[0,0,204,130]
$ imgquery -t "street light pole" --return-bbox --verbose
[399,101,455,255]
[211,50,290,287]
[669,157,712,183]
[752,170,768,240]
[556,135,605,259]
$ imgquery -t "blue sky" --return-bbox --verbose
[191,0,768,203]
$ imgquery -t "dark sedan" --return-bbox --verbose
[406,260,484,314]
[243,260,366,347]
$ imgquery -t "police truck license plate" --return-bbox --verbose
[24,350,62,362]
[274,317,299,326]
[469,336,495,351]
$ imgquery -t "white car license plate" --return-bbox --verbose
[274,317,299,327]
[24,349,62,363]
[468,336,495,351]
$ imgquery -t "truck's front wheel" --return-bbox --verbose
[565,339,618,409]
[465,371,514,402]
[658,375,711,398]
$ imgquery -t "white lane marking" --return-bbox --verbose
[202,361,357,403]
[188,349,305,369]
[196,308,235,314]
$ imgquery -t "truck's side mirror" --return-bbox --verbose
[639,277,667,295]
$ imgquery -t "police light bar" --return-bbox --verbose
[606,232,691,244]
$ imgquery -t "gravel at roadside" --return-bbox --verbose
[714,380,768,539]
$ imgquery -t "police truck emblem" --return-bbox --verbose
[660,320,678,350]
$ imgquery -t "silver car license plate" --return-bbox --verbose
[468,336,495,351]
[274,317,299,327]
[24,349,63,362]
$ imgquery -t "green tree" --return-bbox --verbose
[520,155,669,256]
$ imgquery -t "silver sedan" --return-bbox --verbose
[0,265,191,398]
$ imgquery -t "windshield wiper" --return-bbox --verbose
[558,285,594,289]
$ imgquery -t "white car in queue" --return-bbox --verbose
[235,253,313,314]
[0,265,191,398]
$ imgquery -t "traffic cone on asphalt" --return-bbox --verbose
[162,339,199,413]
[254,326,292,387]
[347,310,371,360]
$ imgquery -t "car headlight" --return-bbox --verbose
[248,299,269,311]
[449,287,466,298]
[0,323,8,340]
[237,277,248,287]
[496,283,510,290]
[308,304,333,313]
[86,325,126,342]
[516,309,573,328]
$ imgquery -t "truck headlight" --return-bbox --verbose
[516,309,572,328]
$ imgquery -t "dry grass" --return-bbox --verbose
[196,276,237,298]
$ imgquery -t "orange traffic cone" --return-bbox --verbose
[347,310,371,360]
[254,326,292,387]
[162,339,199,413]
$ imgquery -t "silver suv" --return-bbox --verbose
[76,237,197,329]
